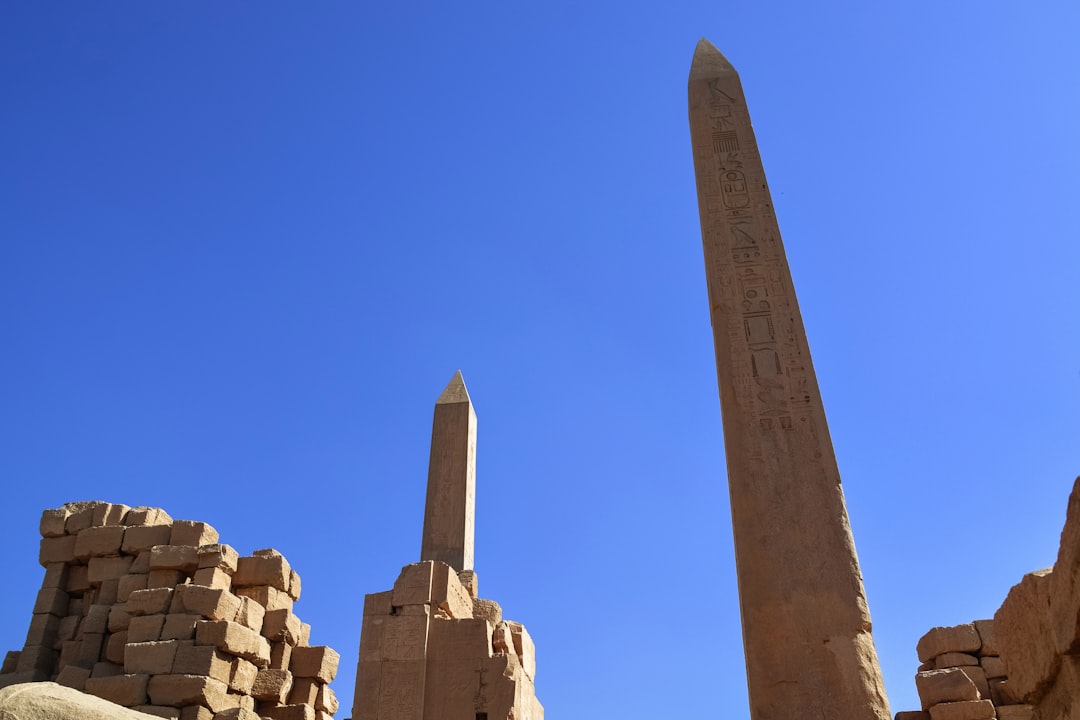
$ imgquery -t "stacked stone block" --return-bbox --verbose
[0,501,340,720]
[894,621,1033,720]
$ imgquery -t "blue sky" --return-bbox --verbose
[2,3,1078,717]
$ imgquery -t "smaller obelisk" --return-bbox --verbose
[419,370,476,572]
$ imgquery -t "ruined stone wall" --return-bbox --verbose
[0,501,340,720]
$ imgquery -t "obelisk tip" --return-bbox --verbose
[436,370,472,405]
[689,38,737,82]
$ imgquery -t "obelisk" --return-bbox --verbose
[688,39,890,720]
[419,370,476,572]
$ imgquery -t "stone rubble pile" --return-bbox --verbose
[0,501,340,720]
[894,620,1033,720]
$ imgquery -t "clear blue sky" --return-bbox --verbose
[2,3,1078,717]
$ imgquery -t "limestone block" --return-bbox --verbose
[994,705,1035,720]
[57,615,80,643]
[33,586,69,616]
[1,652,20,674]
[351,659,381,719]
[233,553,291,592]
[55,664,91,690]
[193,568,233,590]
[287,570,301,602]
[171,521,220,548]
[85,672,150,707]
[151,545,200,573]
[235,597,265,634]
[125,640,181,675]
[363,591,393,617]
[58,640,81,668]
[82,605,111,634]
[270,642,292,671]
[40,507,72,537]
[195,621,271,667]
[289,646,338,682]
[915,668,981,710]
[162,614,201,641]
[78,633,105,667]
[25,612,61,648]
[287,677,318,706]
[108,603,132,632]
[315,684,337,715]
[65,565,90,594]
[995,568,1058,702]
[972,620,998,657]
[958,666,990,700]
[457,569,478,598]
[129,614,167,643]
[88,556,134,584]
[198,544,239,574]
[134,705,182,719]
[263,609,302,645]
[251,668,293,702]
[360,613,429,662]
[148,674,229,713]
[98,578,121,606]
[91,661,123,677]
[934,652,978,668]
[472,598,502,624]
[123,525,173,555]
[118,574,149,601]
[917,625,982,663]
[261,704,315,720]
[15,646,58,676]
[65,503,103,534]
[66,597,84,618]
[131,551,152,574]
[181,586,242,622]
[432,562,473,619]
[75,526,126,560]
[0,680,172,720]
[173,644,233,683]
[989,678,1021,705]
[392,562,435,607]
[148,570,186,588]
[927,700,996,720]
[125,507,173,526]
[507,621,537,680]
[297,623,310,647]
[106,630,129,664]
[39,535,77,566]
[92,503,130,526]
[234,585,292,612]
[214,709,260,720]
[180,706,215,720]
[229,658,258,694]
[42,562,69,589]
[129,588,174,616]
[1050,477,1080,654]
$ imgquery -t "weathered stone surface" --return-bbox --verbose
[934,652,979,668]
[92,503,130,526]
[233,554,290,592]
[286,677,318,706]
[40,508,72,538]
[927,700,996,720]
[263,609,302,644]
[123,525,173,555]
[118,574,149,601]
[150,545,200,573]
[195,621,271,667]
[91,661,123,678]
[995,568,1057,702]
[74,526,126,560]
[315,684,337,714]
[917,625,982,663]
[180,586,242,622]
[128,613,166,642]
[125,640,180,675]
[234,585,293,613]
[286,570,301,602]
[170,521,219,548]
[994,705,1035,720]
[0,681,160,719]
[173,644,232,683]
[125,507,173,526]
[261,703,314,720]
[54,665,90,691]
[161,613,201,641]
[128,588,174,616]
[15,646,58,676]
[147,569,186,589]
[193,567,232,590]
[289,646,338,682]
[973,620,998,656]
[214,709,260,720]
[229,659,258,694]
[979,654,1006,678]
[472,597,502,624]
[235,597,265,634]
[33,587,69,616]
[363,591,392,617]
[197,544,239,574]
[251,668,293,702]
[148,674,229,712]
[88,556,134,584]
[105,630,129,664]
[915,669,980,710]
[989,678,1021,706]
[84,672,150,707]
[507,621,537,680]
[24,613,61,648]
[134,705,181,719]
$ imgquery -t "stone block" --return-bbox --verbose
[927,700,996,720]
[148,674,229,713]
[92,503,130,526]
[162,613,201,641]
[88,555,134,584]
[40,507,72,537]
[297,623,310,647]
[129,614,167,642]
[229,658,258,694]
[507,621,536,680]
[75,526,126,560]
[134,705,182,719]
[131,551,152,574]
[391,562,434,607]
[195,620,271,667]
[91,661,123,677]
[25,612,61,648]
[978,654,1006,678]
[98,578,121,605]
[148,569,187,588]
[315,684,337,715]
[55,664,91,690]
[972,619,998,656]
[214,709,260,720]
[289,646,339,683]
[125,640,181,675]
[123,525,173,555]
[125,507,173,526]
[1050,477,1080,654]
[39,535,77,565]
[15,645,58,675]
[287,677,318,706]
[199,544,239,573]
[251,668,293,702]
[108,603,133,632]
[235,585,293,612]
[78,633,106,667]
[129,588,174,616]
[263,609,302,644]
[457,569,478,598]
[917,625,982,663]
[42,562,69,588]
[57,614,80,643]
[85,673,150,707]
[151,545,200,572]
[106,630,129,664]
[287,570,301,602]
[193,567,233,590]
[915,668,980,710]
[958,665,990,700]
[270,642,292,671]
[173,644,233,683]
[990,678,1022,706]
[994,705,1035,720]
[1,651,20,674]
[58,640,81,667]
[65,565,90,593]
[181,585,242,622]
[934,652,978,668]
[431,562,473,619]
[82,604,111,634]
[65,503,102,534]
[472,597,502,624]
[118,574,149,601]
[233,554,291,592]
[995,568,1058,702]
[180,706,215,720]
[66,597,84,617]
[33,586,69,616]
[236,596,265,634]
[261,704,315,720]
[363,590,392,617]
[171,521,220,548]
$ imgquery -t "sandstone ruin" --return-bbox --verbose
[0,500,340,720]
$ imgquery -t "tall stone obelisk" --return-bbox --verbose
[420,370,476,572]
[688,39,890,720]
